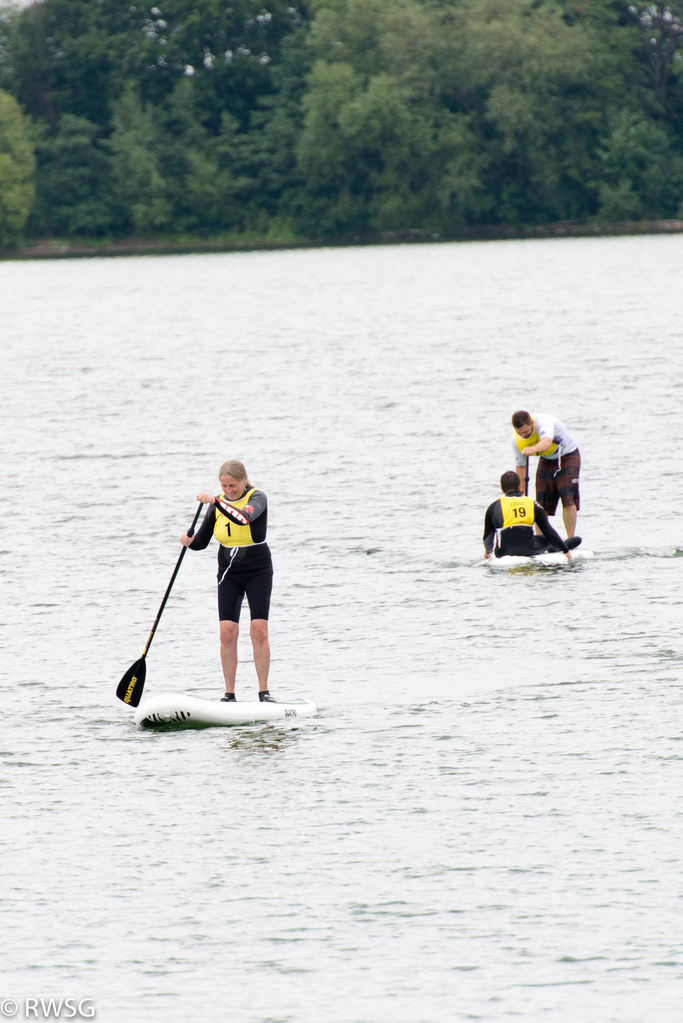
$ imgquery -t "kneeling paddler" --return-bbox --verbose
[483,471,582,560]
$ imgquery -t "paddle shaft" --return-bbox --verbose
[524,455,530,497]
[141,501,204,658]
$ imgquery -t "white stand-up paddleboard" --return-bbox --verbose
[486,550,595,569]
[135,693,318,729]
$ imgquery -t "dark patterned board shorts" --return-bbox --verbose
[535,449,581,515]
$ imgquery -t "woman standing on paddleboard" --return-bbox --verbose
[180,460,275,703]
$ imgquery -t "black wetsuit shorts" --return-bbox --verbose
[495,528,557,558]
[217,543,273,622]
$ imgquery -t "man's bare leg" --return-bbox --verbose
[562,503,577,538]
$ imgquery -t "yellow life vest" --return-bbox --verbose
[515,420,559,458]
[500,495,535,530]
[213,488,258,547]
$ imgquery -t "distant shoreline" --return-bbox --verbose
[3,219,683,261]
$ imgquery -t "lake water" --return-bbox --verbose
[1,235,682,1023]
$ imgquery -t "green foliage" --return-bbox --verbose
[298,0,608,228]
[1,0,683,240]
[0,87,35,245]
[219,29,313,229]
[30,114,112,235]
[0,0,308,129]
[454,0,605,223]
[108,86,173,233]
[596,108,683,219]
[625,2,683,102]
[297,60,488,234]
[296,0,492,233]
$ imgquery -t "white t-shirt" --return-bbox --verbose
[512,413,578,465]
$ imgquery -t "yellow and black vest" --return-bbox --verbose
[500,495,535,530]
[213,488,258,547]
[515,421,559,459]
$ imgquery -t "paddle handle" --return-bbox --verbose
[141,501,204,657]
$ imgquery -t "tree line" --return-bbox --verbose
[1,0,683,247]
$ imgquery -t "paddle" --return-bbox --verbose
[524,454,530,496]
[116,501,205,708]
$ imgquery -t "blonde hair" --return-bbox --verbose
[218,459,252,488]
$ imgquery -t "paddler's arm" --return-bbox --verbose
[516,458,529,492]
[534,505,569,556]
[514,442,531,491]
[514,437,552,489]
[180,503,216,549]
[482,501,500,559]
[521,436,553,457]
[215,490,267,524]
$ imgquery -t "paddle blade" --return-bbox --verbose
[116,657,147,707]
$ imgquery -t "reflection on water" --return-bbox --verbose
[222,725,306,758]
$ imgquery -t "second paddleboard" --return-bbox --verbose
[486,549,595,569]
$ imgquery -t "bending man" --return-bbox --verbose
[483,471,582,560]
[511,410,581,538]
